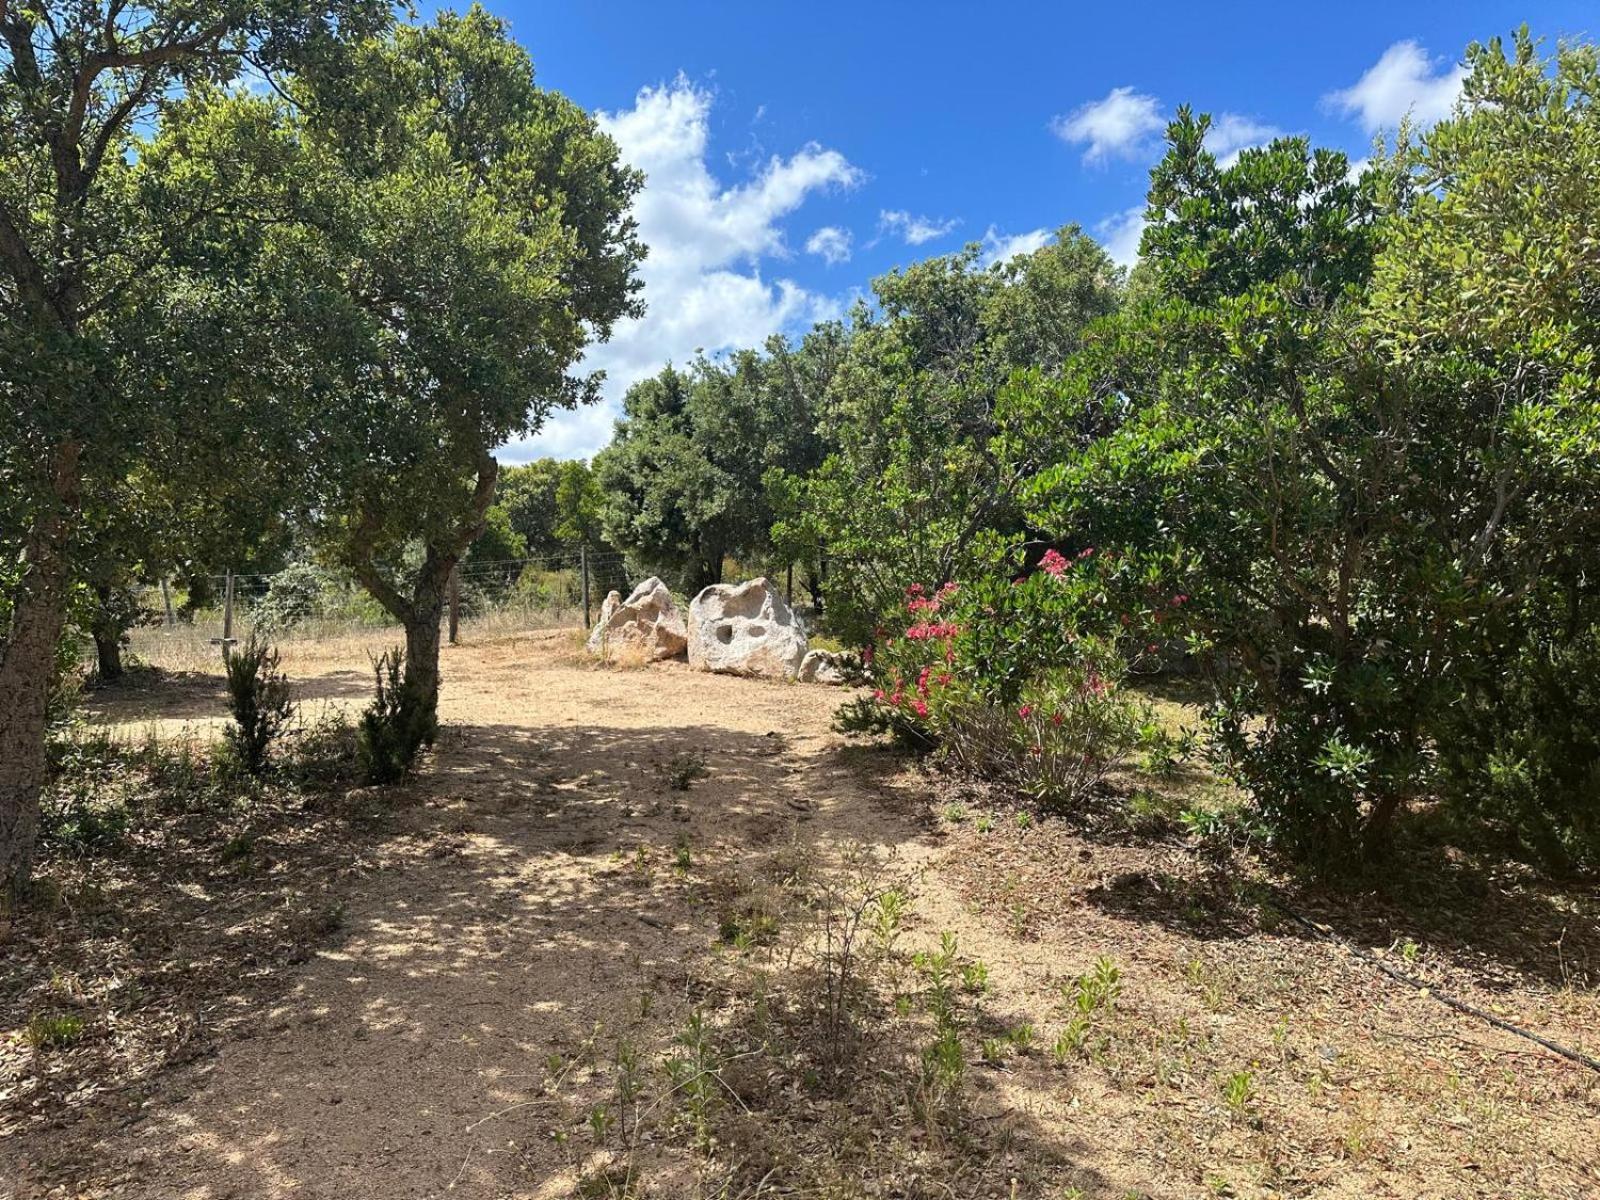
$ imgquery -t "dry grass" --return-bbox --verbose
[4,634,1597,1199]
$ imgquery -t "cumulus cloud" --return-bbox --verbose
[979,225,1052,267]
[879,208,961,245]
[1095,206,1146,269]
[1325,40,1466,133]
[505,77,860,461]
[1052,86,1165,163]
[805,225,853,265]
[1205,113,1284,167]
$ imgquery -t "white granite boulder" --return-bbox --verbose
[798,649,847,685]
[587,577,688,661]
[687,577,808,679]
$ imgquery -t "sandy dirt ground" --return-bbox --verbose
[9,631,928,1199]
[4,627,1598,1199]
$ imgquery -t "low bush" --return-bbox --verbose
[840,554,1146,809]
[357,648,434,784]
[1439,622,1600,873]
[223,633,295,775]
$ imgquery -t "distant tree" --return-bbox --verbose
[596,327,844,592]
[495,460,568,559]
[775,230,1121,642]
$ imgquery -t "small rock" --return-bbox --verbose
[798,649,847,684]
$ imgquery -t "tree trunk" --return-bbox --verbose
[93,629,123,681]
[1362,791,1405,858]
[91,584,124,681]
[0,445,80,910]
[401,556,450,746]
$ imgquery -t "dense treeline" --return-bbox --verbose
[5,15,1596,905]
[591,31,1600,872]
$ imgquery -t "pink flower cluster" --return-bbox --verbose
[1038,546,1096,578]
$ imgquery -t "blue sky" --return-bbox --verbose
[490,1,1594,461]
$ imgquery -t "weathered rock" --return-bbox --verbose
[587,577,688,660]
[688,577,808,679]
[798,649,847,685]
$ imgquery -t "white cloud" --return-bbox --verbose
[1206,113,1284,167]
[1325,40,1466,133]
[805,225,853,265]
[1052,86,1165,163]
[879,208,960,245]
[504,77,860,461]
[1095,206,1146,269]
[979,225,1051,267]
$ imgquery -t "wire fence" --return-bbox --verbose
[129,550,635,669]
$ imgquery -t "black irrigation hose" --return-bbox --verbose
[1262,891,1600,1075]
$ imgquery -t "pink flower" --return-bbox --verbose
[906,583,925,597]
[1146,643,1159,653]
[1018,704,1033,719]
[1078,547,1095,559]
[917,666,932,696]
[1039,548,1069,577]
[1051,712,1064,727]
[912,699,930,718]
[873,688,885,701]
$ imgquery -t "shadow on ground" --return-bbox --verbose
[6,718,1110,1200]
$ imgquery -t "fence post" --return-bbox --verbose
[580,545,591,629]
[448,565,461,645]
[160,577,175,628]
[215,570,236,662]
[786,564,794,605]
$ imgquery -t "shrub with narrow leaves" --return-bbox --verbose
[357,648,434,784]
[842,555,1146,809]
[224,633,294,775]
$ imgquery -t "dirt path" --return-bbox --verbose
[7,629,1598,1199]
[37,632,933,1199]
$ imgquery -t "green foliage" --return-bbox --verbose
[596,328,843,592]
[25,1013,86,1051]
[223,633,295,776]
[847,565,1147,810]
[773,233,1121,643]
[356,648,434,784]
[1438,623,1600,872]
[1011,101,1505,861]
[254,562,338,633]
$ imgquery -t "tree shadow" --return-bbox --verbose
[1084,815,1600,992]
[7,717,1115,1199]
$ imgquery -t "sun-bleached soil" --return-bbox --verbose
[3,627,1597,1199]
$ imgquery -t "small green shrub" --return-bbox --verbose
[657,750,709,791]
[253,562,336,632]
[26,1012,86,1050]
[223,632,294,775]
[357,648,434,784]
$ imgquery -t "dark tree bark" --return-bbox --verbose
[0,444,80,910]
[91,584,125,681]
